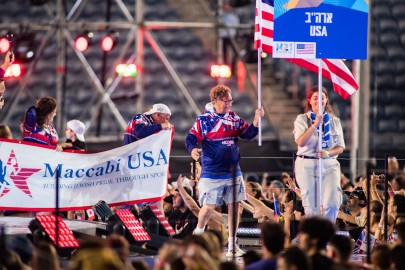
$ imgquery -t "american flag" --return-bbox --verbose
[353,229,380,254]
[254,0,359,99]
[273,193,282,222]
[296,43,315,54]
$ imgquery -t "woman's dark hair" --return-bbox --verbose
[247,181,262,199]
[36,96,56,129]
[305,85,333,113]
[283,190,305,215]
[393,194,405,219]
[371,200,383,223]
[0,124,12,139]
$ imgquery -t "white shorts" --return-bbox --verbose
[198,176,246,206]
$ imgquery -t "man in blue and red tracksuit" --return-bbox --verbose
[185,84,264,257]
[123,103,172,145]
[123,103,172,213]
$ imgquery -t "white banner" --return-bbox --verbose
[0,130,172,211]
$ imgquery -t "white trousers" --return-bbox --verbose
[295,157,342,223]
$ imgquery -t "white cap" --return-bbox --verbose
[67,120,86,142]
[144,103,172,116]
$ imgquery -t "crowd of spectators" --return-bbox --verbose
[3,155,405,270]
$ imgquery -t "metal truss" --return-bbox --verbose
[0,0,257,142]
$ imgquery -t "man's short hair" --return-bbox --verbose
[328,234,353,262]
[261,222,285,255]
[299,216,335,250]
[163,195,174,204]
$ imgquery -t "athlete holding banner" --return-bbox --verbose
[123,103,173,213]
[293,86,345,223]
[23,96,62,151]
[186,84,264,257]
[123,103,172,145]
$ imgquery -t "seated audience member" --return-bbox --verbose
[392,176,405,192]
[370,244,391,270]
[391,244,405,270]
[282,190,305,243]
[369,200,383,234]
[326,234,357,270]
[7,236,33,266]
[185,231,222,264]
[394,221,405,245]
[277,246,310,270]
[67,238,124,270]
[388,156,400,182]
[0,123,12,139]
[163,194,174,217]
[298,216,336,270]
[155,240,219,270]
[268,180,285,202]
[106,234,134,270]
[220,261,238,270]
[337,187,367,227]
[168,186,198,239]
[131,260,149,270]
[375,194,405,242]
[244,222,285,270]
[281,172,292,187]
[340,172,352,191]
[32,241,61,270]
[2,249,30,270]
[240,181,267,227]
[246,173,260,184]
[242,250,261,267]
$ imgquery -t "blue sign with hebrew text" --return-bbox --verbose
[273,0,368,59]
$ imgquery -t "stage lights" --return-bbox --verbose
[10,32,37,63]
[114,209,151,243]
[4,64,22,78]
[0,37,10,53]
[28,214,79,257]
[75,31,119,53]
[115,64,137,77]
[74,31,93,52]
[210,64,232,78]
[101,31,119,52]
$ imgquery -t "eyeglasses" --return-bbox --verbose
[348,194,359,200]
[218,98,233,104]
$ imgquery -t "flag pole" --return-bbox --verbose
[257,0,262,146]
[317,59,323,214]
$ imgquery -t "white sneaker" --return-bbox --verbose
[193,227,205,235]
[226,244,245,257]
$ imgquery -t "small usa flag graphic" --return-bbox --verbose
[296,43,315,54]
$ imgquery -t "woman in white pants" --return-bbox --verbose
[293,86,345,223]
